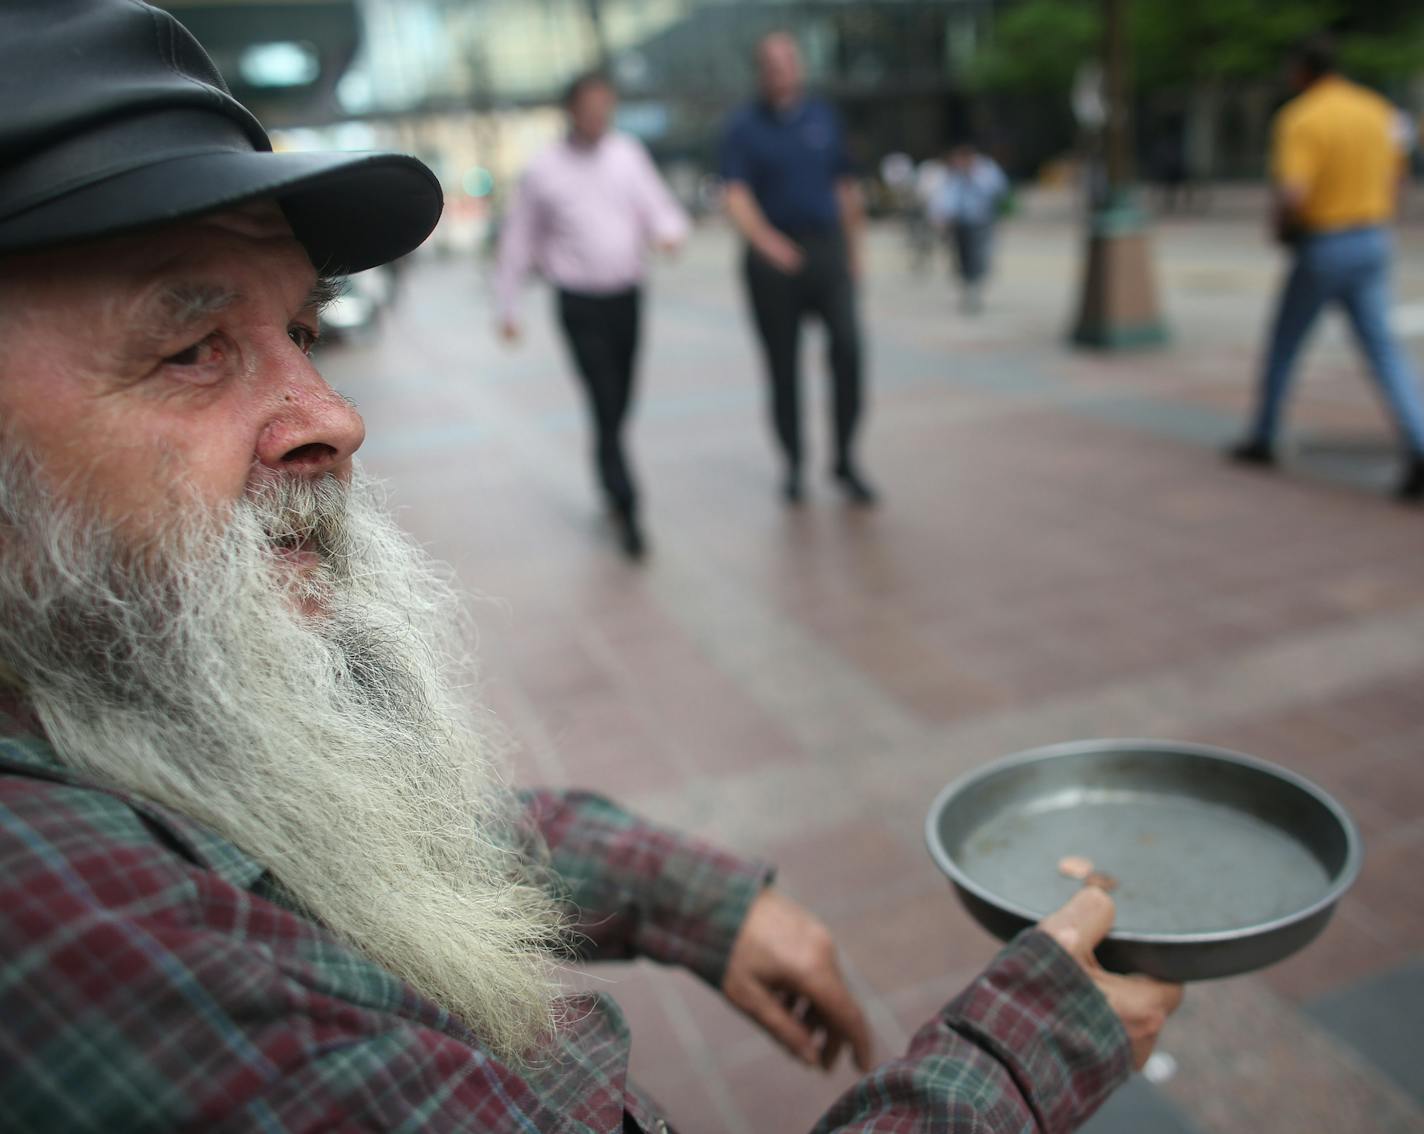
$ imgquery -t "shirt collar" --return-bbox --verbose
[565,130,608,154]
[759,96,806,124]
[0,691,269,891]
[1301,74,1348,101]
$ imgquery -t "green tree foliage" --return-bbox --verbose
[969,0,1424,94]
[968,0,1097,92]
[1339,23,1424,85]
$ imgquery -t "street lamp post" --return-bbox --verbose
[1070,0,1167,349]
[1104,0,1128,191]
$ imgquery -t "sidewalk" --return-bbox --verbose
[1009,180,1424,226]
[324,213,1424,1134]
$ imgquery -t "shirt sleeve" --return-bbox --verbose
[628,139,691,245]
[520,789,772,987]
[493,168,542,325]
[985,159,1010,199]
[809,930,1133,1133]
[1271,109,1319,195]
[719,113,753,184]
[0,779,570,1134]
[830,106,858,180]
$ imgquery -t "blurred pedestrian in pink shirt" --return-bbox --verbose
[495,72,689,559]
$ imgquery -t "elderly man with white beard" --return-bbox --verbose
[0,3,1182,1132]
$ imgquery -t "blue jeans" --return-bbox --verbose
[1250,226,1424,454]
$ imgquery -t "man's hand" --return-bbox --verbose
[836,177,865,282]
[756,231,805,275]
[723,888,872,1072]
[498,318,522,345]
[723,181,802,275]
[846,240,864,283]
[1039,888,1184,1069]
[1271,183,1307,248]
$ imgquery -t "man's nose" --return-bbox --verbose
[255,353,365,475]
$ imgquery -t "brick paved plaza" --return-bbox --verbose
[323,196,1424,1134]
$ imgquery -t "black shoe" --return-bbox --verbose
[1227,438,1276,467]
[1397,455,1424,502]
[782,470,804,505]
[612,511,646,560]
[833,465,878,506]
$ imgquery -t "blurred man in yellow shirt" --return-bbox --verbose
[1231,38,1424,500]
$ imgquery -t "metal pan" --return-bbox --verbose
[924,739,1362,982]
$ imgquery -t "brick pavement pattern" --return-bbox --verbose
[324,203,1424,1134]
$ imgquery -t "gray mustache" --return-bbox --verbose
[248,474,351,559]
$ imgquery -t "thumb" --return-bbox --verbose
[1040,886,1116,961]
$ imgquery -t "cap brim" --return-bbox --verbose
[0,148,443,274]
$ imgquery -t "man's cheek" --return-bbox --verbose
[69,434,216,545]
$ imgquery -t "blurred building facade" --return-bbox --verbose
[163,1,997,180]
[430,0,995,166]
[159,0,1424,221]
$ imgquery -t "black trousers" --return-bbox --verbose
[556,287,642,516]
[950,220,993,285]
[743,230,863,472]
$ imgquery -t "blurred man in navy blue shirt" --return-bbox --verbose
[721,33,876,505]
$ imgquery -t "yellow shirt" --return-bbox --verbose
[1271,76,1404,231]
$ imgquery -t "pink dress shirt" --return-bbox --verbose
[495,132,690,323]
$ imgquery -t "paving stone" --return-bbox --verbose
[1261,902,1414,1005]
[1157,979,1424,1133]
[1305,961,1424,1107]
[1080,1076,1201,1134]
[322,215,1424,1133]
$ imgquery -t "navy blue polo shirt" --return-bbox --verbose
[720,98,855,236]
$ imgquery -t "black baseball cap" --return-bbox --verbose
[0,0,443,273]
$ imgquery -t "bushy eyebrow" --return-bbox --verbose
[152,282,241,329]
[305,276,343,313]
[120,274,338,365]
[114,282,240,369]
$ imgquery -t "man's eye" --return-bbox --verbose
[164,336,223,368]
[289,325,320,355]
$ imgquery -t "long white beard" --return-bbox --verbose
[0,453,564,1063]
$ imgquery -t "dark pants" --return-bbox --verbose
[557,287,642,516]
[743,231,863,473]
[950,221,994,286]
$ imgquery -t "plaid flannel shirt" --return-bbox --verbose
[0,710,1130,1132]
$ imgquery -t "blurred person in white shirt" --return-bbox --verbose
[929,140,1009,314]
[912,156,948,273]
